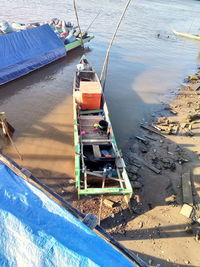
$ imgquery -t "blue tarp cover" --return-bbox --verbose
[0,24,66,85]
[0,162,134,267]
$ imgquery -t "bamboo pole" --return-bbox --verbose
[73,0,84,48]
[100,0,132,91]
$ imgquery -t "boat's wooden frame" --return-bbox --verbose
[173,29,200,41]
[73,56,133,197]
[65,34,94,52]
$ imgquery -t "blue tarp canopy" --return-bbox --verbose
[0,24,66,85]
[0,162,134,267]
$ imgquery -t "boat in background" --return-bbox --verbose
[0,19,94,53]
[173,29,200,41]
[73,55,133,198]
[0,20,94,85]
[0,24,66,86]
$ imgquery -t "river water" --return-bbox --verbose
[0,0,200,181]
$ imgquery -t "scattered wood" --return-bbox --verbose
[133,155,161,174]
[182,172,193,205]
[189,83,200,91]
[135,136,149,145]
[103,199,115,208]
[151,124,162,131]
[187,113,200,122]
[180,204,193,218]
[140,124,166,138]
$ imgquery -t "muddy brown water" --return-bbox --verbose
[0,0,200,182]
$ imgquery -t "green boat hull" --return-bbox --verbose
[73,56,133,198]
[173,30,200,41]
[65,35,94,52]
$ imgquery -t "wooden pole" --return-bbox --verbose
[73,0,84,48]
[100,0,132,91]
[98,177,105,224]
[1,119,22,161]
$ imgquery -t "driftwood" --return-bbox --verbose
[140,124,166,138]
[182,172,193,205]
[133,155,161,174]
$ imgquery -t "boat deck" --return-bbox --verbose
[79,115,109,142]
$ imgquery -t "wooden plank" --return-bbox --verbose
[80,109,103,115]
[140,124,166,138]
[82,139,112,143]
[80,115,104,120]
[85,171,124,182]
[133,155,161,174]
[182,172,193,205]
[82,133,107,140]
[92,145,101,158]
[191,166,200,211]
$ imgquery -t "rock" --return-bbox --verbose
[138,221,143,228]
[184,260,190,265]
[165,194,176,205]
[126,166,138,174]
[134,194,141,203]
[131,181,143,189]
[118,228,126,235]
[195,230,200,241]
[129,174,138,181]
[148,259,152,265]
[188,74,199,81]
[161,158,176,171]
[139,143,149,153]
[187,113,200,122]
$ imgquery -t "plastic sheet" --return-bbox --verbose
[0,162,134,267]
[0,24,66,85]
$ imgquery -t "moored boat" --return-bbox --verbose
[173,29,200,41]
[73,55,133,197]
[0,24,66,86]
[0,19,94,53]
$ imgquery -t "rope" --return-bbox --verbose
[85,11,101,33]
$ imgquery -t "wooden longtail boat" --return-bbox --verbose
[173,30,200,41]
[73,55,133,197]
[65,34,94,52]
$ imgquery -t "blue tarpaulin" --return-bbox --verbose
[0,24,66,85]
[0,162,134,267]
